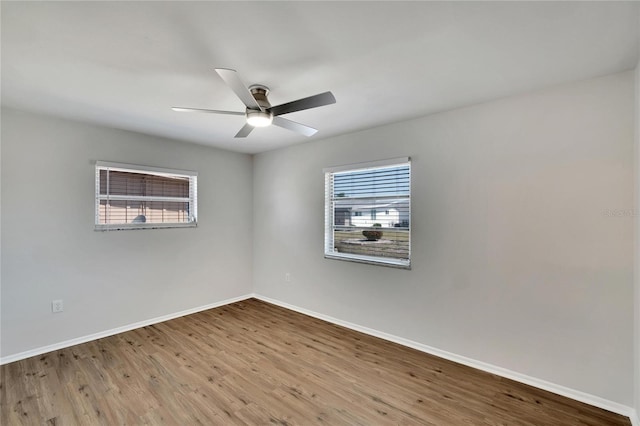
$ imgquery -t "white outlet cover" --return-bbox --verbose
[52,300,64,313]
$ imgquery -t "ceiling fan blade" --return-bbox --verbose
[172,107,244,115]
[214,68,262,110]
[234,123,254,138]
[268,91,336,117]
[272,116,318,137]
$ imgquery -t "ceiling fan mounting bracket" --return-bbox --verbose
[248,84,269,95]
[248,85,271,110]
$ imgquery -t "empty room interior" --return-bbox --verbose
[1,1,640,425]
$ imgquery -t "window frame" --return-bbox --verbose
[94,161,198,231]
[324,157,411,269]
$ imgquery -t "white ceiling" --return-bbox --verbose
[2,1,639,154]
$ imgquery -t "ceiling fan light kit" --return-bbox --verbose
[246,110,273,127]
[172,68,335,138]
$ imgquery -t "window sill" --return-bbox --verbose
[324,253,411,270]
[94,222,197,231]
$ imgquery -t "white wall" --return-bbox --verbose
[253,72,635,406]
[634,58,640,421]
[0,108,254,357]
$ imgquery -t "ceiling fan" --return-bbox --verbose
[172,68,336,138]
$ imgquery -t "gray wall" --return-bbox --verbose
[253,71,635,405]
[1,71,636,409]
[0,109,254,357]
[635,58,640,420]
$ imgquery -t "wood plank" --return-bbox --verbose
[0,299,631,425]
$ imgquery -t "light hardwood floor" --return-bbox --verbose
[0,299,631,425]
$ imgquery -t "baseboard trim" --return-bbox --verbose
[0,293,254,365]
[2,293,636,423]
[253,294,636,422]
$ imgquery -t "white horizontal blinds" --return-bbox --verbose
[189,175,197,227]
[325,159,411,267]
[324,172,335,254]
[95,163,197,229]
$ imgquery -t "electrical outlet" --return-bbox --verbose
[51,299,64,313]
[285,273,291,283]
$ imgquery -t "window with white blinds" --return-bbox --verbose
[95,162,197,231]
[324,157,411,268]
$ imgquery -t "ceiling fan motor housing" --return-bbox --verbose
[246,85,273,127]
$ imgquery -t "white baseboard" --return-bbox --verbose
[2,293,637,424]
[253,294,637,422]
[0,293,253,365]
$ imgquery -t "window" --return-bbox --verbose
[95,161,197,231]
[324,157,410,268]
